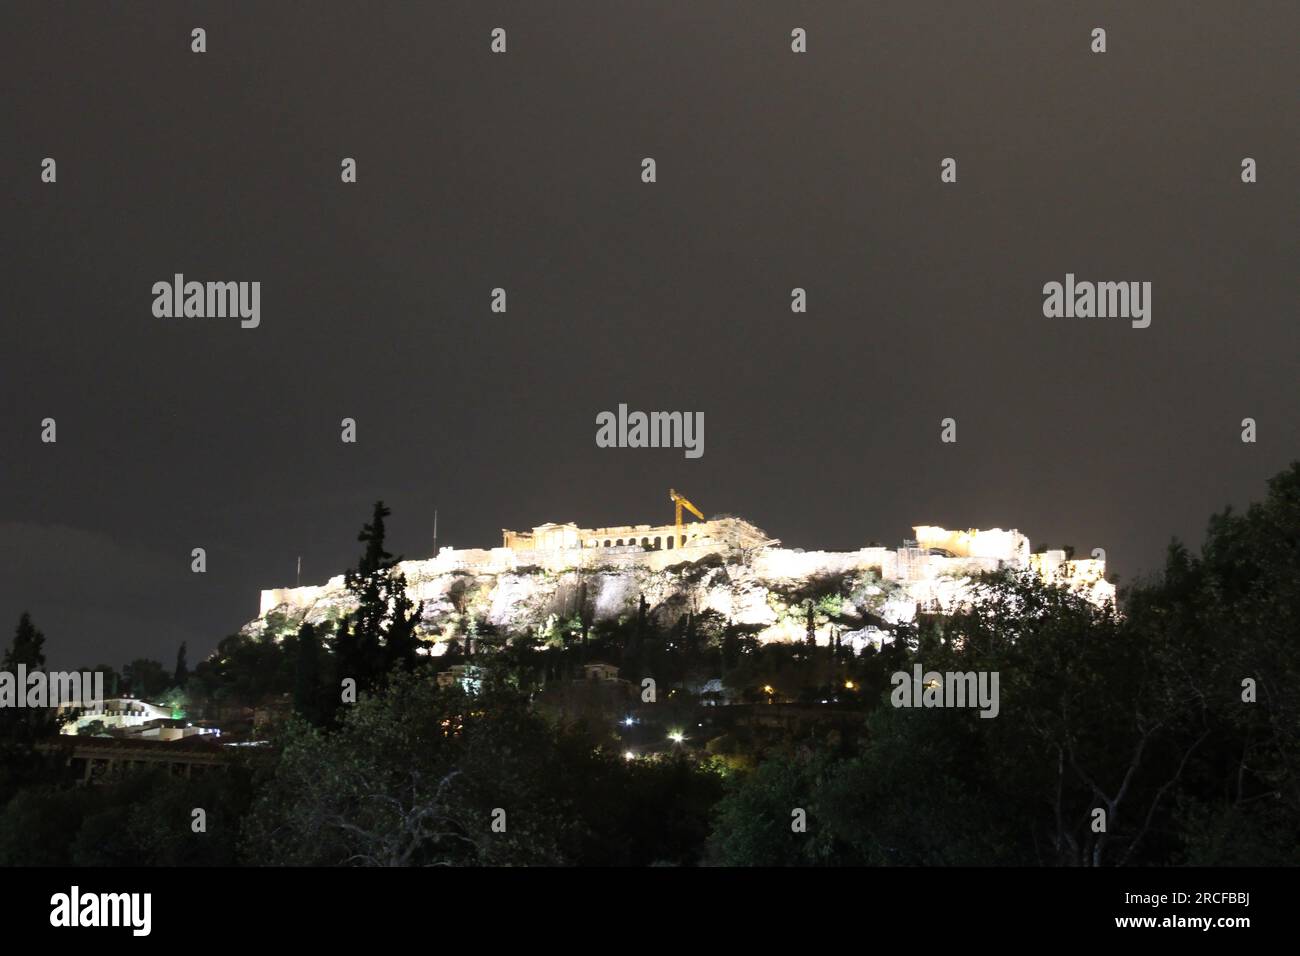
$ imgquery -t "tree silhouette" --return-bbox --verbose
[339,501,424,692]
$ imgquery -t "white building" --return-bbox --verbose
[58,697,173,736]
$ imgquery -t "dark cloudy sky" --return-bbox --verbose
[2,2,1296,668]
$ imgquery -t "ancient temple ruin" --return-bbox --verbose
[257,506,1115,630]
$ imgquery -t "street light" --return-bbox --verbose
[668,731,684,744]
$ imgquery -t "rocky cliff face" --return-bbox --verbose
[246,549,927,653]
[247,534,1115,653]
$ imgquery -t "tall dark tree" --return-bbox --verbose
[720,624,740,675]
[326,618,354,726]
[576,581,593,661]
[293,622,324,726]
[340,501,424,691]
[173,642,189,686]
[0,614,53,804]
[2,613,46,672]
[626,593,650,665]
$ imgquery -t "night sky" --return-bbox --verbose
[2,2,1295,668]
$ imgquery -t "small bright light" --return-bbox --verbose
[624,750,635,760]
[622,716,635,726]
[844,681,855,690]
[669,731,684,744]
[763,685,774,694]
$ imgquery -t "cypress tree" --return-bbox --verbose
[0,614,51,799]
[174,641,189,686]
[293,622,323,725]
[2,613,46,671]
[341,501,424,691]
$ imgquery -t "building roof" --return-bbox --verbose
[37,735,228,758]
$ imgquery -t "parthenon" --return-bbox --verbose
[501,516,776,555]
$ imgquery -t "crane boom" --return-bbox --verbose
[669,488,705,546]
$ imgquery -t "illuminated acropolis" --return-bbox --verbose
[254,500,1116,653]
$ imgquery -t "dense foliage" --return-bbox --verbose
[1,466,1297,866]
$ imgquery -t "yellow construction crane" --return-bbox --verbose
[669,488,705,546]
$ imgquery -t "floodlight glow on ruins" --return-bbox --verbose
[253,504,1115,656]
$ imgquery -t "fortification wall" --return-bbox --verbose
[258,579,344,617]
[753,547,891,581]
[913,526,1030,563]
